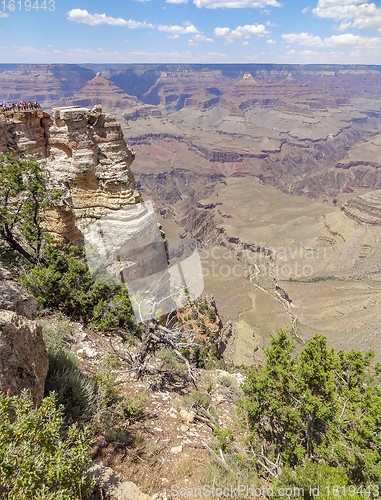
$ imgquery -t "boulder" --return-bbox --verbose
[0,267,48,405]
[89,462,153,500]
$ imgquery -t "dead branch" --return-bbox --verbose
[201,441,232,472]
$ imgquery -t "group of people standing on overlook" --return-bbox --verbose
[0,101,41,112]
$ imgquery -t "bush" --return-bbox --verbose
[158,348,187,375]
[274,462,365,500]
[42,324,98,422]
[0,390,94,499]
[20,240,140,334]
[208,308,217,323]
[220,375,239,392]
[239,329,381,484]
[182,389,211,410]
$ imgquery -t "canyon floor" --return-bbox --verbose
[157,178,381,364]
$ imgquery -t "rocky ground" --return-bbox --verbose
[40,315,248,500]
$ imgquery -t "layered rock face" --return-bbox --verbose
[342,190,381,225]
[0,267,49,405]
[68,75,139,109]
[0,108,50,158]
[0,64,95,101]
[1,105,141,240]
[1,106,169,320]
[46,105,141,238]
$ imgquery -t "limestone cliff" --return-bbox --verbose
[0,105,141,240]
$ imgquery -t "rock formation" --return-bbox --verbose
[0,105,141,240]
[342,190,381,225]
[1,106,171,319]
[46,105,141,239]
[67,74,139,109]
[0,267,49,405]
[0,64,95,101]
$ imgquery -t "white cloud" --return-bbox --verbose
[282,30,381,49]
[242,41,249,45]
[166,0,189,3]
[298,49,319,57]
[214,23,269,42]
[12,45,49,55]
[193,0,282,9]
[301,6,310,14]
[324,33,381,47]
[67,9,154,29]
[213,27,231,37]
[286,49,296,55]
[167,34,180,39]
[312,1,381,31]
[0,11,9,18]
[282,32,323,46]
[266,38,277,43]
[158,22,200,34]
[193,34,214,41]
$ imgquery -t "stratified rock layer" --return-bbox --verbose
[0,105,141,240]
[342,190,381,225]
[0,64,95,101]
[46,106,140,238]
[68,75,139,109]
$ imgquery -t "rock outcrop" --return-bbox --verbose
[89,462,154,500]
[46,105,141,238]
[67,74,139,109]
[342,190,381,225]
[0,105,141,240]
[1,106,170,319]
[0,267,49,405]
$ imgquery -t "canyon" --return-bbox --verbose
[1,63,381,362]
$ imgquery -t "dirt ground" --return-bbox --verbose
[45,316,248,499]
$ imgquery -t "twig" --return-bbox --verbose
[201,441,231,472]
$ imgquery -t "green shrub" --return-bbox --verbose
[182,389,211,410]
[158,348,187,375]
[0,390,94,499]
[91,353,146,440]
[20,240,140,334]
[208,308,217,323]
[274,462,365,500]
[202,374,215,393]
[220,375,239,392]
[239,329,381,484]
[214,425,234,452]
[42,324,97,422]
[92,352,120,410]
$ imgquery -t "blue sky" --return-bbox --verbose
[1,0,381,64]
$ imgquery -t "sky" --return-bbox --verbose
[0,0,381,64]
